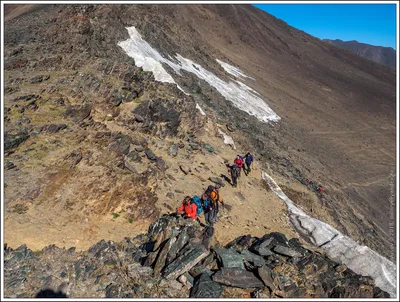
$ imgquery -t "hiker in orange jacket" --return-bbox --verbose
[208,184,224,223]
[176,196,197,219]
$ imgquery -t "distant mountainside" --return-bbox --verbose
[323,39,396,69]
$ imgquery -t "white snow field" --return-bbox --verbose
[217,128,236,150]
[216,58,255,80]
[262,172,397,298]
[118,27,280,123]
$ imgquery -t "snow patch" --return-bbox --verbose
[262,171,397,298]
[118,27,280,123]
[216,59,255,80]
[217,128,236,150]
[196,103,206,116]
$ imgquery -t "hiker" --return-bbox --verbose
[176,196,197,220]
[205,184,224,224]
[229,164,240,187]
[201,193,214,226]
[234,155,243,177]
[243,152,254,174]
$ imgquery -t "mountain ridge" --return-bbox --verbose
[323,38,396,69]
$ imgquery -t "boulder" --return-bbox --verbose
[190,272,223,298]
[212,267,264,288]
[241,250,265,267]
[167,229,190,264]
[273,245,302,258]
[203,144,214,153]
[65,104,92,123]
[145,149,157,161]
[153,236,177,276]
[5,161,16,170]
[127,151,142,163]
[4,132,29,151]
[163,245,209,280]
[189,264,213,278]
[109,133,133,156]
[209,177,225,187]
[226,235,257,252]
[214,248,244,269]
[257,265,275,290]
[46,124,67,133]
[156,157,168,172]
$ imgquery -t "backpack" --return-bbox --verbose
[191,196,203,215]
[202,197,211,212]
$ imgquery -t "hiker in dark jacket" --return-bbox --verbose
[229,164,240,187]
[243,152,254,174]
[201,193,214,226]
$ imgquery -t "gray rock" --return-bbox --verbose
[135,146,144,152]
[153,236,177,276]
[209,177,225,187]
[156,157,168,172]
[273,245,302,258]
[166,192,175,199]
[46,124,67,133]
[108,133,133,156]
[163,245,209,280]
[189,264,213,278]
[5,161,16,170]
[65,104,92,123]
[214,248,244,269]
[258,265,275,290]
[203,144,214,153]
[127,151,142,162]
[252,245,273,257]
[212,267,264,288]
[145,148,157,161]
[241,250,265,267]
[4,132,29,151]
[189,143,201,150]
[143,251,158,267]
[167,229,190,264]
[190,272,223,298]
[134,114,145,123]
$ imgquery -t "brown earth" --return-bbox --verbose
[3,4,396,263]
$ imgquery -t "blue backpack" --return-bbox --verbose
[191,196,203,215]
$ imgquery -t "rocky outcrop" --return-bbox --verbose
[3,215,390,298]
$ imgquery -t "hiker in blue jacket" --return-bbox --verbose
[243,152,254,175]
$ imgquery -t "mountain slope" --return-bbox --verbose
[3,2,396,274]
[323,38,396,69]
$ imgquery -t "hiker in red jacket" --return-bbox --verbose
[176,196,197,219]
[234,155,243,178]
